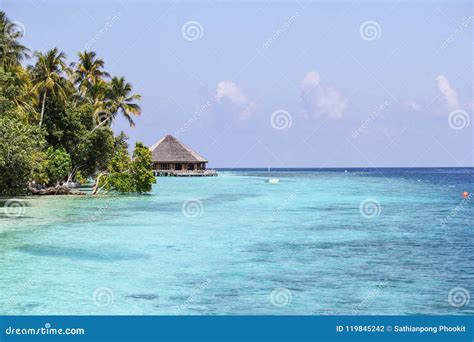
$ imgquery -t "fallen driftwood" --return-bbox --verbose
[28,185,86,196]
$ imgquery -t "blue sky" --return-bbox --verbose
[3,0,473,167]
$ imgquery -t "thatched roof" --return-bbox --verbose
[149,135,208,163]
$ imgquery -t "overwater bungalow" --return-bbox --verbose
[149,135,217,177]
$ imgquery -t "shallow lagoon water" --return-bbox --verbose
[0,168,472,315]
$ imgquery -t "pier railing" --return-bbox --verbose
[152,169,218,177]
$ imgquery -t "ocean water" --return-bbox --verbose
[0,168,472,315]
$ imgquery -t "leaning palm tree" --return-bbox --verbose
[95,76,141,127]
[30,48,70,126]
[71,51,110,100]
[0,11,30,69]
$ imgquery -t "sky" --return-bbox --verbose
[2,0,473,167]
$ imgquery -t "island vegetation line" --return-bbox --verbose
[0,11,156,197]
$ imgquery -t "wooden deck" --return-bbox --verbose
[152,169,218,177]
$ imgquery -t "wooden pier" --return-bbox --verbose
[153,169,218,177]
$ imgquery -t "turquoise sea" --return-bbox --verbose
[0,168,472,315]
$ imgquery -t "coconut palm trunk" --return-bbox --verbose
[39,90,47,126]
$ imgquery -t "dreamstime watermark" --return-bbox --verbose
[260,193,297,229]
[174,100,212,138]
[352,100,390,138]
[84,12,122,50]
[448,110,470,130]
[92,287,115,307]
[181,21,204,41]
[4,20,26,39]
[174,279,211,314]
[440,193,472,227]
[3,199,26,218]
[94,111,113,130]
[359,21,382,41]
[359,198,381,218]
[261,12,300,51]
[270,109,292,130]
[352,278,389,314]
[4,323,85,336]
[438,16,474,52]
[270,288,292,308]
[448,287,470,308]
[3,280,32,309]
[87,194,119,223]
[181,199,204,218]
[68,110,114,156]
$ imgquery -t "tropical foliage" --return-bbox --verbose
[44,147,72,186]
[0,116,44,196]
[71,51,110,100]
[0,11,155,196]
[29,48,70,126]
[131,142,156,193]
[93,140,154,195]
[0,12,29,70]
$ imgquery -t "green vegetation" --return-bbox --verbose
[92,140,155,195]
[131,142,156,193]
[0,11,155,196]
[44,147,72,186]
[0,116,44,196]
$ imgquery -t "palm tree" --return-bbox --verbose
[30,48,70,126]
[71,51,110,100]
[0,11,29,69]
[96,76,141,127]
[6,65,38,120]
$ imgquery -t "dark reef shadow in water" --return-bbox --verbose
[202,193,260,204]
[16,244,148,261]
[126,294,158,300]
[125,193,261,213]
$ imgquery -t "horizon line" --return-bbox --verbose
[212,166,474,169]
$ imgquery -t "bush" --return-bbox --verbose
[96,141,156,194]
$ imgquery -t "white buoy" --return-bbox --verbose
[268,178,280,184]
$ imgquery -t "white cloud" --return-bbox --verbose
[302,71,320,89]
[301,71,348,119]
[436,75,459,109]
[215,81,256,120]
